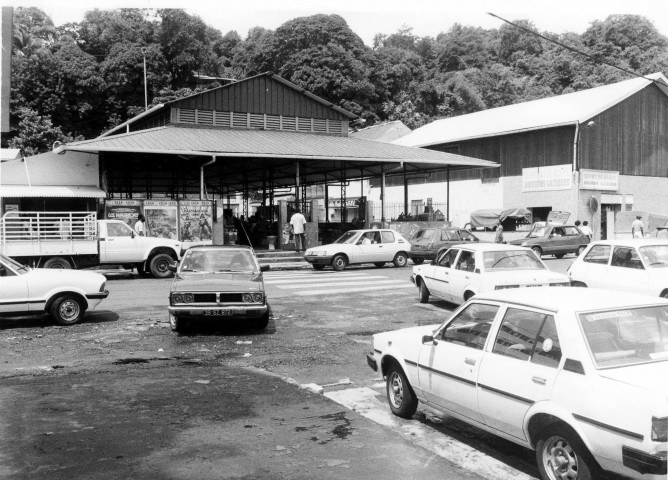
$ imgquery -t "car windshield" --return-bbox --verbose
[527,226,549,238]
[180,249,256,272]
[413,229,435,241]
[579,305,668,368]
[483,251,546,271]
[334,231,360,244]
[0,253,30,275]
[639,245,668,268]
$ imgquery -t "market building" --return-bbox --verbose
[368,72,668,239]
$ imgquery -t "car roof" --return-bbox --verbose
[188,245,254,252]
[446,243,531,252]
[589,239,668,247]
[475,287,668,312]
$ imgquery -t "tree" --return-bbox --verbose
[157,9,209,88]
[12,7,57,56]
[6,108,73,156]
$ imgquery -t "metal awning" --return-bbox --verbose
[0,185,106,198]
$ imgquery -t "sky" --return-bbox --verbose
[5,0,668,45]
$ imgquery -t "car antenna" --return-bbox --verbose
[237,221,256,255]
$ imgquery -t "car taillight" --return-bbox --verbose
[652,416,668,442]
[549,282,571,287]
[495,285,519,290]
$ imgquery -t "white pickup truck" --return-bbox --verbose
[0,211,183,278]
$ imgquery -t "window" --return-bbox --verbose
[583,245,610,265]
[492,308,561,368]
[639,245,668,268]
[459,230,477,242]
[455,250,476,272]
[563,227,580,236]
[440,303,499,350]
[414,229,434,240]
[107,223,133,237]
[552,227,565,237]
[380,231,395,244]
[437,249,458,268]
[611,247,644,270]
[442,229,459,241]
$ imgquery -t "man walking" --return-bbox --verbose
[290,207,307,252]
[631,215,645,238]
[580,220,593,240]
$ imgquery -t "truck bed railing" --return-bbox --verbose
[1,211,97,242]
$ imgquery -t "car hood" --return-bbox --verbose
[374,324,441,347]
[509,238,534,245]
[484,270,570,283]
[598,361,668,396]
[172,272,263,292]
[27,268,106,284]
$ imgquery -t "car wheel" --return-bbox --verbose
[332,254,347,271]
[536,425,599,480]
[577,245,587,256]
[50,294,85,326]
[149,254,174,278]
[411,258,425,265]
[374,262,385,268]
[531,246,543,258]
[386,364,418,419]
[418,280,430,303]
[393,252,408,268]
[254,311,270,330]
[554,253,565,259]
[43,257,72,269]
[312,264,325,271]
[169,312,185,332]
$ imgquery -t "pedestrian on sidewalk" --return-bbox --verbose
[135,214,146,236]
[290,207,307,252]
[494,221,504,244]
[580,220,593,240]
[631,215,644,238]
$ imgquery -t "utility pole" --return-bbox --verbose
[142,49,148,111]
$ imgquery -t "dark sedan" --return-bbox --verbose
[509,224,589,258]
[407,227,480,264]
[167,245,270,332]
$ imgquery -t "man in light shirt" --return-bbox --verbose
[631,215,644,238]
[290,207,307,252]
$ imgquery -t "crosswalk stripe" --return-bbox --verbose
[294,284,413,296]
[276,279,410,289]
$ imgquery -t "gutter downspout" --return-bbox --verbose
[573,121,579,172]
[200,155,216,200]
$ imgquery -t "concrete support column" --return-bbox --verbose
[380,167,386,223]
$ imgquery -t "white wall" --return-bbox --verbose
[2,151,99,186]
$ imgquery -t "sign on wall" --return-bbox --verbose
[104,200,142,227]
[179,200,213,242]
[144,200,178,240]
[522,164,572,192]
[580,169,619,191]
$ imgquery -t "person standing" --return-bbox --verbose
[135,214,146,236]
[494,221,504,243]
[580,220,593,240]
[290,207,307,252]
[631,215,645,238]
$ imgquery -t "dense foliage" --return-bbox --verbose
[6,8,668,154]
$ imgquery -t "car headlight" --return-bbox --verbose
[252,292,264,303]
[172,293,184,303]
[242,293,253,303]
[652,416,668,442]
[183,293,194,303]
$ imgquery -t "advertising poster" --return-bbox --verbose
[178,200,213,242]
[104,200,143,228]
[144,200,178,240]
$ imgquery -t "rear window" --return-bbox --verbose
[414,229,435,240]
[381,231,395,243]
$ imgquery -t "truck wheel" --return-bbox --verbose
[50,294,85,325]
[43,257,72,269]
[149,254,173,278]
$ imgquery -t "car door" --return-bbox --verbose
[546,226,568,254]
[0,260,30,314]
[477,307,563,441]
[603,246,649,294]
[418,302,500,422]
[562,226,585,254]
[449,249,479,303]
[379,230,398,262]
[352,231,381,263]
[424,248,460,301]
[572,244,611,285]
[99,222,143,263]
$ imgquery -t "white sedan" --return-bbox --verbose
[568,240,668,298]
[367,288,668,480]
[0,254,109,325]
[304,229,411,271]
[412,243,570,304]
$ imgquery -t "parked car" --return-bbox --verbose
[304,229,410,271]
[408,227,480,264]
[568,239,668,298]
[0,253,109,325]
[411,243,570,304]
[367,288,668,480]
[648,226,668,239]
[509,224,589,258]
[167,245,270,332]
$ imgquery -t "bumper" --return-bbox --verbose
[623,446,667,476]
[410,274,416,284]
[408,252,434,261]
[86,290,110,309]
[168,304,268,319]
[366,352,378,372]
[304,255,334,266]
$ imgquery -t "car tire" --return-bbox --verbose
[531,246,543,258]
[254,311,270,330]
[149,254,174,278]
[169,312,185,332]
[312,264,325,271]
[374,262,385,268]
[332,254,347,271]
[386,364,418,419]
[43,257,72,269]
[393,252,408,268]
[411,258,425,265]
[418,280,430,303]
[554,253,565,259]
[536,425,599,480]
[50,294,85,326]
[577,245,587,256]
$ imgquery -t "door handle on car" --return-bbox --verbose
[464,358,476,366]
[532,376,546,385]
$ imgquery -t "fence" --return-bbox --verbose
[372,202,448,222]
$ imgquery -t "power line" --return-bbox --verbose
[487,13,665,86]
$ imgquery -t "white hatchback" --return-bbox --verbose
[0,254,109,325]
[568,240,668,298]
[412,243,570,304]
[304,229,411,271]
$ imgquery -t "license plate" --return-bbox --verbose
[204,309,232,316]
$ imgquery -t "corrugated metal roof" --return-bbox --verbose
[0,185,106,198]
[61,126,498,169]
[395,73,668,148]
[350,121,412,143]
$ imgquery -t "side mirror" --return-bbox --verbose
[422,335,436,345]
[167,262,178,272]
[260,264,270,272]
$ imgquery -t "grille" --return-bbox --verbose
[192,293,243,303]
